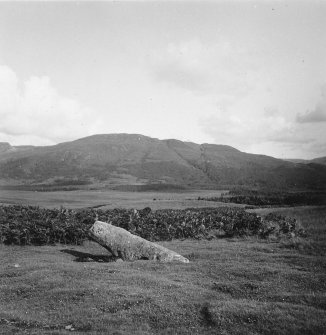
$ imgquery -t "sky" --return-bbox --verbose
[0,1,325,159]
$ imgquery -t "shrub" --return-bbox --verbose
[259,213,305,239]
[0,205,302,245]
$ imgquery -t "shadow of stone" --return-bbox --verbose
[60,249,116,263]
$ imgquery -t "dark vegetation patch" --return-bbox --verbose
[0,182,187,193]
[112,183,187,192]
[198,188,326,207]
[0,205,304,246]
[0,184,84,192]
[0,178,92,192]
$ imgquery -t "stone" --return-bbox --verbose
[89,221,189,263]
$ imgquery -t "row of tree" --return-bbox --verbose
[199,189,326,207]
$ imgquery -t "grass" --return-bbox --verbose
[0,206,325,334]
[250,206,326,255]
[0,189,229,210]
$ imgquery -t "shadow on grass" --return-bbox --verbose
[200,303,218,327]
[60,249,116,263]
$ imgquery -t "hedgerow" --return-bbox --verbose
[198,189,326,207]
[0,205,303,246]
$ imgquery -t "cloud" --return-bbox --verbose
[200,102,326,159]
[267,133,314,145]
[200,106,294,148]
[308,141,326,157]
[296,105,326,123]
[296,84,326,123]
[150,39,258,104]
[0,64,98,145]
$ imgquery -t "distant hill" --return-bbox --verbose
[311,157,326,166]
[284,157,326,166]
[0,134,326,190]
[283,158,309,164]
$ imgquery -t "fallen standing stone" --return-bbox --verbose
[89,221,189,263]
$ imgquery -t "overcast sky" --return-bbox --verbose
[0,1,325,159]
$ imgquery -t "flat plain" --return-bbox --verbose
[0,189,229,210]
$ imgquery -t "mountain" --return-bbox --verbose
[284,157,326,166]
[283,158,309,164]
[0,142,12,154]
[311,157,326,166]
[0,142,36,155]
[0,134,326,190]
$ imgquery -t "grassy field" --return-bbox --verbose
[249,206,326,256]
[0,189,230,210]
[0,206,325,334]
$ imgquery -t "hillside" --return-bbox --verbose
[311,156,326,166]
[284,157,326,166]
[0,134,326,190]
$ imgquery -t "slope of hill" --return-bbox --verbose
[0,134,325,190]
[284,157,326,166]
[311,157,326,166]
[283,158,309,164]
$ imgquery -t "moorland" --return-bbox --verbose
[0,189,325,334]
[0,202,325,334]
[0,134,325,334]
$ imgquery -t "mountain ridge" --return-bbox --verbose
[0,134,325,190]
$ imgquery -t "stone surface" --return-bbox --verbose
[89,221,189,263]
